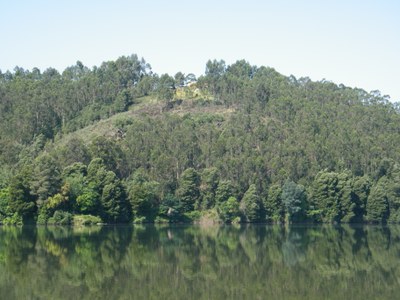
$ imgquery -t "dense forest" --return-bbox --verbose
[1,54,400,225]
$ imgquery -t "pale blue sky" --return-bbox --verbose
[1,0,399,101]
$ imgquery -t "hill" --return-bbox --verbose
[0,55,399,224]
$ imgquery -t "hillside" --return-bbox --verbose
[0,55,400,225]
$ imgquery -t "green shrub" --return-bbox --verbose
[37,206,51,225]
[184,211,201,222]
[133,216,147,224]
[154,216,169,223]
[73,214,102,226]
[3,213,23,225]
[48,210,73,225]
[218,196,240,223]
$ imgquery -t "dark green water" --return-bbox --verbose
[0,224,399,300]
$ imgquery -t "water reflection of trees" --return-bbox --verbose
[0,226,133,300]
[0,225,400,299]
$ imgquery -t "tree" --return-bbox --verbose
[338,172,358,223]
[205,59,226,78]
[366,177,389,223]
[176,168,200,213]
[134,75,155,97]
[89,137,125,176]
[310,171,341,223]
[218,196,240,223]
[38,186,71,225]
[185,73,196,84]
[54,137,91,168]
[157,74,175,104]
[203,59,226,98]
[62,162,87,209]
[8,170,37,223]
[240,184,262,222]
[30,153,61,205]
[199,167,219,209]
[311,171,365,223]
[264,184,284,223]
[383,164,400,223]
[62,162,87,178]
[174,72,185,87]
[282,180,307,223]
[352,175,371,222]
[0,188,10,221]
[253,80,270,109]
[84,158,131,222]
[76,185,100,215]
[226,60,254,79]
[114,89,133,113]
[128,169,160,221]
[158,193,183,222]
[100,171,130,223]
[215,180,235,205]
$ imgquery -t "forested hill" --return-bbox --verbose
[1,54,400,225]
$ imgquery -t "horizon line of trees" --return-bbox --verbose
[1,156,399,225]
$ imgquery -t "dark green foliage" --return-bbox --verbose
[62,163,87,203]
[338,172,358,223]
[176,168,200,213]
[86,159,131,223]
[89,137,125,176]
[382,164,400,223]
[73,214,102,225]
[310,171,343,223]
[100,171,130,223]
[375,158,393,180]
[30,153,61,204]
[282,180,307,223]
[47,210,73,225]
[114,89,133,113]
[310,171,369,223]
[218,196,240,223]
[8,170,37,223]
[0,188,10,221]
[174,72,185,87]
[63,158,131,223]
[199,167,219,209]
[366,177,389,223]
[54,138,91,168]
[352,176,371,221]
[127,169,160,221]
[215,180,235,205]
[240,184,262,222]
[37,184,71,225]
[158,194,184,222]
[134,75,155,97]
[87,158,107,182]
[264,184,284,223]
[201,59,226,99]
[157,74,175,104]
[62,162,87,178]
[76,186,100,215]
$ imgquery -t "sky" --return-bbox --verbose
[1,0,399,101]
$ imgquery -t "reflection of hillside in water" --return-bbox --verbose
[0,225,399,300]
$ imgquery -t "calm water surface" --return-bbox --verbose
[0,224,399,300]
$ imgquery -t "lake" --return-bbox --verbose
[0,224,399,299]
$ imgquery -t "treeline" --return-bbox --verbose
[1,157,399,224]
[1,54,400,224]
